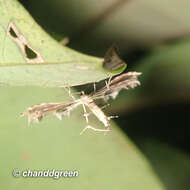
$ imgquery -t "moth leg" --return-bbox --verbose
[105,75,113,90]
[108,75,112,85]
[100,103,110,110]
[108,115,119,120]
[80,125,110,135]
[93,82,96,93]
[81,103,89,124]
[80,103,110,118]
[105,81,109,90]
[64,86,76,100]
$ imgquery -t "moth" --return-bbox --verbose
[21,72,141,134]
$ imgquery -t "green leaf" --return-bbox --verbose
[0,0,125,87]
[0,86,165,190]
[138,139,190,190]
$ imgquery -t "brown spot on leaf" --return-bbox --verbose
[7,22,44,63]
[9,26,18,38]
[24,45,37,59]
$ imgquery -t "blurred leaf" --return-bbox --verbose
[0,86,165,190]
[20,0,190,52]
[137,138,190,190]
[109,38,190,114]
[0,0,125,87]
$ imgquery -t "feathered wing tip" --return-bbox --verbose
[123,72,142,89]
[54,109,71,120]
[107,72,142,99]
[20,102,74,125]
[110,72,142,85]
[20,108,43,125]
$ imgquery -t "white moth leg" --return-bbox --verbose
[64,86,76,100]
[82,103,89,124]
[105,80,109,90]
[80,104,109,117]
[108,75,112,85]
[105,75,112,89]
[93,82,96,93]
[100,104,110,110]
[108,115,119,120]
[80,125,110,135]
